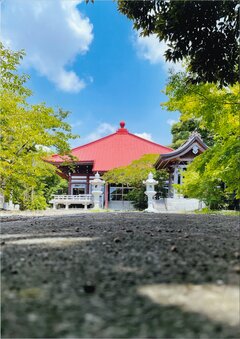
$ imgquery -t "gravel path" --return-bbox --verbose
[1,212,240,338]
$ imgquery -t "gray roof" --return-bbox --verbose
[155,132,208,169]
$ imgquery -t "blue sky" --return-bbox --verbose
[2,0,181,147]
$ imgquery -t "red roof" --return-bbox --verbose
[50,122,173,172]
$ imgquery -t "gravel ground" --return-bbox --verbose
[1,212,240,338]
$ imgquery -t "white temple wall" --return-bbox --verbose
[153,198,205,212]
[108,201,135,211]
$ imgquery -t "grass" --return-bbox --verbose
[195,208,240,216]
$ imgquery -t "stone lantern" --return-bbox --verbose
[143,172,158,212]
[90,172,105,209]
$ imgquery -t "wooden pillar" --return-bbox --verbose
[104,182,109,209]
[68,175,71,195]
[86,174,90,194]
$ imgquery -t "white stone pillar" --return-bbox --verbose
[7,200,14,211]
[168,170,173,198]
[173,167,179,198]
[143,172,158,213]
[3,202,9,210]
[90,173,105,210]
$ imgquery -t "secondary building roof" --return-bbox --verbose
[50,121,172,172]
[155,132,208,170]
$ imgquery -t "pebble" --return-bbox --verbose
[233,251,240,259]
[232,265,240,274]
[170,245,177,252]
[11,270,18,275]
[28,313,38,322]
[114,238,121,243]
[216,279,224,285]
[83,284,95,294]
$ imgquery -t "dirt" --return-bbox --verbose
[1,212,240,338]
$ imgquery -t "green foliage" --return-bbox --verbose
[118,0,239,85]
[175,145,239,210]
[10,173,68,210]
[12,185,48,211]
[42,174,68,203]
[103,155,168,210]
[194,208,240,216]
[170,118,214,149]
[25,195,48,211]
[127,187,148,210]
[163,72,240,208]
[103,154,159,187]
[0,42,31,96]
[0,43,76,209]
[127,170,169,210]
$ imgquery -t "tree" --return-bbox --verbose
[42,174,68,203]
[103,154,159,186]
[0,43,76,209]
[170,118,214,149]
[103,154,168,210]
[176,152,238,210]
[117,0,239,85]
[162,72,240,208]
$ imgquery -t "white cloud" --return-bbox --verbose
[70,120,82,128]
[35,145,51,153]
[167,119,178,126]
[2,0,93,93]
[70,122,117,148]
[134,32,183,73]
[84,123,117,143]
[134,132,153,141]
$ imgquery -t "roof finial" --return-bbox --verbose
[117,121,128,134]
[189,131,202,140]
[120,121,125,129]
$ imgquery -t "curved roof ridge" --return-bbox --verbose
[155,134,208,168]
[165,134,208,157]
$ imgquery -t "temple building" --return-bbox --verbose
[49,121,207,210]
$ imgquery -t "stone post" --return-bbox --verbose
[143,172,158,212]
[173,167,179,198]
[90,172,105,209]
